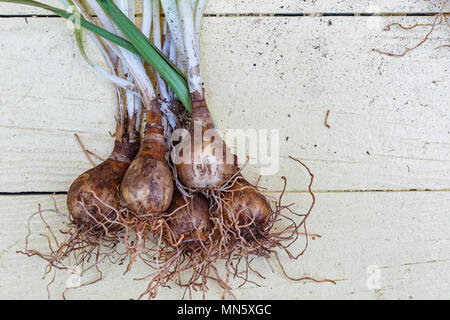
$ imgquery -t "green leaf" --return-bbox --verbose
[96,0,191,112]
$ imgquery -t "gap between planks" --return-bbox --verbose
[0,12,448,18]
[1,189,449,197]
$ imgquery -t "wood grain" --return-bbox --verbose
[0,1,449,300]
[0,0,446,15]
[1,192,448,299]
[0,16,449,192]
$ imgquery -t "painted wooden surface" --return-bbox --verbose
[1,192,449,299]
[0,16,449,192]
[0,0,449,300]
[0,0,446,15]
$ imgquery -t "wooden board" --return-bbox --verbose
[0,16,449,192]
[0,192,449,299]
[0,0,447,15]
[0,0,449,301]
[204,0,448,14]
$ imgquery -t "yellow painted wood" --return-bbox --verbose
[0,16,449,192]
[0,0,445,15]
[0,1,449,301]
[0,192,449,299]
[204,0,447,14]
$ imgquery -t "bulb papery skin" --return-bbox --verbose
[174,95,237,188]
[119,155,173,214]
[164,191,212,243]
[67,139,139,229]
[221,178,272,231]
[120,127,174,215]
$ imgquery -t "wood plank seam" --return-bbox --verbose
[1,189,450,196]
[1,16,448,192]
[0,12,448,18]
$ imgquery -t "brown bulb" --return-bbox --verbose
[164,191,212,244]
[120,120,173,215]
[221,178,272,234]
[67,139,138,230]
[174,95,236,188]
[120,154,173,214]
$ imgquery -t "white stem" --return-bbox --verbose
[126,79,142,120]
[84,1,133,68]
[84,0,151,135]
[160,0,187,69]
[194,0,206,52]
[152,0,162,50]
[117,0,134,22]
[86,0,117,36]
[161,29,176,102]
[177,0,203,95]
[115,88,125,126]
[169,34,177,66]
[142,0,152,38]
[160,101,177,131]
[160,30,178,132]
[84,0,127,63]
[163,19,168,37]
[168,31,177,78]
[161,29,173,95]
[112,0,156,109]
[153,0,170,101]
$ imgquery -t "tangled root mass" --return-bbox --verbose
[120,157,335,300]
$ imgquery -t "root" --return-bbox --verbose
[33,153,334,299]
[373,5,450,57]
[130,156,334,299]
[18,155,333,300]
[216,157,334,288]
[74,133,96,167]
[324,110,331,129]
[17,197,128,299]
[74,133,106,166]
